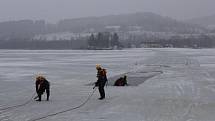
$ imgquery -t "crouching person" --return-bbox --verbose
[35,75,50,101]
[114,75,128,86]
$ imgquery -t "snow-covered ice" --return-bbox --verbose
[0,48,215,121]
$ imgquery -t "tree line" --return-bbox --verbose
[0,39,87,49]
[0,32,122,49]
[139,34,215,48]
[87,32,122,49]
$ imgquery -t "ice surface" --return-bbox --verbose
[0,48,215,121]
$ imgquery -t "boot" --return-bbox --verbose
[98,97,105,100]
[36,95,42,101]
[36,99,41,101]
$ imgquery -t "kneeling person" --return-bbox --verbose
[114,75,128,86]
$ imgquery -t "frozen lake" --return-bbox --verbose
[1,48,215,121]
[0,49,153,83]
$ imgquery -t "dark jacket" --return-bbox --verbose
[95,68,107,87]
[114,76,128,86]
[36,78,50,94]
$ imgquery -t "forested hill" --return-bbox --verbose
[185,14,215,32]
[0,12,207,41]
[186,14,215,26]
[58,12,206,33]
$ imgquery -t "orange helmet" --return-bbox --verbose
[96,64,101,70]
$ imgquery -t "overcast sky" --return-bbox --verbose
[0,0,214,22]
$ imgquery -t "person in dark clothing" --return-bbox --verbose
[114,75,128,86]
[94,64,107,100]
[35,75,50,101]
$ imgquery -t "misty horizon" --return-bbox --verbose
[0,0,215,23]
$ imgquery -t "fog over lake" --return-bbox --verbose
[0,0,214,22]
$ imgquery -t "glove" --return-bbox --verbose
[94,81,99,87]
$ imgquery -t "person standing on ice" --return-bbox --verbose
[35,75,50,101]
[94,64,108,100]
